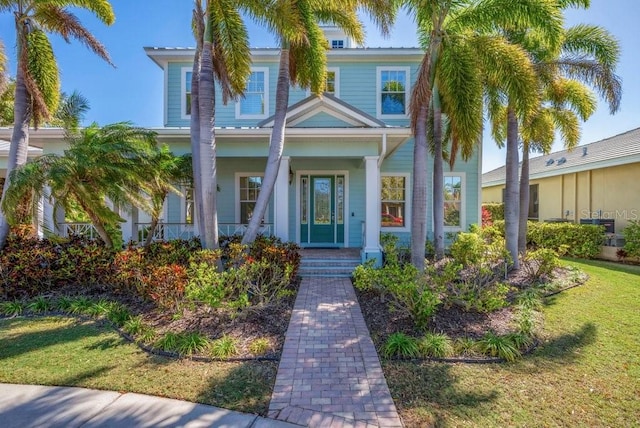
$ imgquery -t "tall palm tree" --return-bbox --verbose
[242,0,395,245]
[517,79,597,252]
[1,123,157,248]
[0,0,115,249]
[406,0,562,269]
[490,9,621,261]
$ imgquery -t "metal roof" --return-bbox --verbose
[0,140,43,156]
[482,127,640,186]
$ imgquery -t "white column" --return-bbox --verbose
[121,206,139,244]
[41,187,55,237]
[364,156,381,263]
[274,156,290,241]
[54,205,65,236]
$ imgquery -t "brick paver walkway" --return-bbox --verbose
[268,277,403,427]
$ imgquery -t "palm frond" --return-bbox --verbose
[33,5,113,66]
[24,29,60,126]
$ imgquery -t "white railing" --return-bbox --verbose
[135,222,274,243]
[218,223,273,237]
[60,222,98,239]
[136,222,196,242]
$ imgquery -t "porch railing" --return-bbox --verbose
[135,222,274,243]
[60,222,98,240]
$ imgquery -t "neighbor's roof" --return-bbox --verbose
[482,127,640,187]
[0,139,43,156]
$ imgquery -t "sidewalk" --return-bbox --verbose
[268,277,403,427]
[0,383,299,428]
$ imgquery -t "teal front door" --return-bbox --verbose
[300,175,345,246]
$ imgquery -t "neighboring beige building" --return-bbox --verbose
[482,127,640,235]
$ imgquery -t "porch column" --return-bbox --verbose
[363,155,382,266]
[274,156,290,241]
[121,206,139,244]
[41,187,60,237]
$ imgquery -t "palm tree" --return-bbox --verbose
[49,90,90,131]
[0,0,115,249]
[242,0,395,245]
[141,146,191,247]
[1,123,157,248]
[406,0,562,269]
[491,10,621,261]
[190,0,257,250]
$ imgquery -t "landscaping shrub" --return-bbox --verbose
[210,335,238,358]
[483,203,504,221]
[383,333,420,359]
[145,264,188,310]
[623,220,640,258]
[418,333,454,358]
[522,248,560,281]
[527,222,604,258]
[476,332,522,362]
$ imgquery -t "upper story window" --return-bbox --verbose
[377,67,410,119]
[381,174,409,230]
[181,68,192,119]
[331,39,345,49]
[444,173,465,230]
[236,67,269,119]
[325,67,340,97]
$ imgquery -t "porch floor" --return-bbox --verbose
[298,248,361,260]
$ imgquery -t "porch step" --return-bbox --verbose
[298,254,361,278]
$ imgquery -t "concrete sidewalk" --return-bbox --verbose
[0,383,300,428]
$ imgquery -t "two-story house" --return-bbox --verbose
[1,26,481,263]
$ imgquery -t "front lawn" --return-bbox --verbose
[0,316,277,415]
[383,259,640,427]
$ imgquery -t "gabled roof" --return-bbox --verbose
[482,127,640,187]
[257,93,386,128]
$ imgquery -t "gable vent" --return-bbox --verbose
[557,157,566,165]
[546,158,554,166]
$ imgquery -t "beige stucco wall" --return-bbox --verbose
[482,162,640,233]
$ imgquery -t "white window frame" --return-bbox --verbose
[443,172,466,231]
[376,66,410,119]
[235,173,267,224]
[380,173,411,232]
[181,67,192,120]
[235,67,269,119]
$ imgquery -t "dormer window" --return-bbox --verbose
[331,39,345,49]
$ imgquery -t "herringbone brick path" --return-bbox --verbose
[268,277,403,427]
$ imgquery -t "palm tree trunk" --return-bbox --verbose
[411,104,428,270]
[432,86,445,260]
[242,45,290,245]
[198,40,219,250]
[144,217,159,248]
[190,4,205,236]
[0,63,31,248]
[518,143,530,254]
[79,201,114,248]
[505,106,520,269]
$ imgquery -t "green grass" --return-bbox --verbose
[384,259,640,427]
[0,317,277,415]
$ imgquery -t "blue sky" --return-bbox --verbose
[1,0,638,172]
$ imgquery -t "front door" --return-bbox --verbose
[300,175,345,246]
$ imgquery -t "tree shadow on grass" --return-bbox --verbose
[0,318,104,360]
[384,361,499,428]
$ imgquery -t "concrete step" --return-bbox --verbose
[299,257,361,278]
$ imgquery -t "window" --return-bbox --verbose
[238,175,263,224]
[325,67,339,97]
[377,67,409,118]
[528,184,539,220]
[381,175,407,228]
[237,68,269,118]
[331,39,344,49]
[444,174,465,229]
[181,68,192,119]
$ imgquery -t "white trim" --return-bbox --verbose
[295,170,350,247]
[380,173,411,232]
[235,67,270,119]
[376,66,410,119]
[180,67,191,120]
[234,172,267,223]
[443,171,466,232]
[163,63,169,126]
[288,106,362,127]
